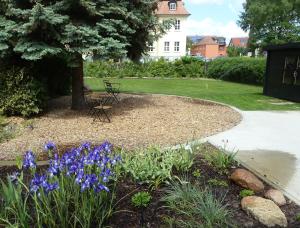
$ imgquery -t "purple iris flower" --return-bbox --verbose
[44,141,56,151]
[9,172,20,183]
[23,151,36,169]
[94,184,109,193]
[30,174,58,194]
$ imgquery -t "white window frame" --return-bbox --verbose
[169,2,176,10]
[175,20,180,30]
[174,41,180,52]
[164,41,170,52]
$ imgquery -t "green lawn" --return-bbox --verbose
[85,78,300,111]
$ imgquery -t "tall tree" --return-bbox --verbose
[0,0,164,109]
[239,0,300,49]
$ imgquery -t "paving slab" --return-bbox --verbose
[207,111,300,205]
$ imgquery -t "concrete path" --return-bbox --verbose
[207,111,300,205]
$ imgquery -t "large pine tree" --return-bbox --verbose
[0,0,164,109]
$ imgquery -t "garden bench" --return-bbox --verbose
[103,80,120,104]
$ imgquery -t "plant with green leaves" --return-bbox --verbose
[0,0,169,110]
[204,149,237,174]
[193,169,201,178]
[239,189,255,198]
[162,181,233,228]
[208,179,229,188]
[131,192,152,208]
[239,0,300,50]
[0,141,121,227]
[121,146,194,189]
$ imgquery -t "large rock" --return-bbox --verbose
[230,168,264,192]
[265,189,287,206]
[241,196,287,227]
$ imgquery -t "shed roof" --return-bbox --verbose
[264,42,300,51]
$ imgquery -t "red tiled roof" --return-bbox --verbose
[156,0,190,16]
[229,37,249,48]
[197,36,218,45]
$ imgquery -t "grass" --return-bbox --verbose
[85,78,300,111]
[162,181,233,227]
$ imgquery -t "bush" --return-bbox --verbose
[204,150,237,174]
[239,189,255,198]
[162,182,233,227]
[207,57,266,85]
[0,67,47,117]
[84,57,206,79]
[0,141,121,227]
[121,146,195,189]
[131,192,152,208]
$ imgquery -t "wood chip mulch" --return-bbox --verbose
[0,94,241,160]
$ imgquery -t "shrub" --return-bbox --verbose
[0,117,17,143]
[121,146,194,189]
[239,189,255,198]
[0,141,121,227]
[204,150,237,174]
[162,182,233,227]
[84,56,206,79]
[131,192,152,208]
[0,67,47,117]
[207,57,266,85]
[207,179,229,188]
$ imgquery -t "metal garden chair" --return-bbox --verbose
[103,80,121,104]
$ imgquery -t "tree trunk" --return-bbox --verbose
[71,55,85,110]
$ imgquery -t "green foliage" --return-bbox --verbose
[0,67,47,117]
[193,169,201,178]
[239,189,255,198]
[0,176,31,226]
[204,150,237,174]
[162,182,233,228]
[121,146,195,188]
[0,0,167,62]
[227,46,248,57]
[208,179,229,188]
[296,213,300,222]
[131,192,152,208]
[239,0,300,49]
[84,57,206,79]
[0,117,17,143]
[207,57,266,85]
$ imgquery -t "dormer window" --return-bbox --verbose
[169,2,176,10]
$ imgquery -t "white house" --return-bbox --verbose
[147,0,190,61]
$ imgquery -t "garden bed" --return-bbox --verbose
[1,143,299,227]
[0,94,241,160]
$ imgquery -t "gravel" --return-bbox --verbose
[0,94,241,160]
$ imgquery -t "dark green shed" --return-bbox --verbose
[264,43,300,102]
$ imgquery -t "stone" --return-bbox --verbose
[241,196,288,227]
[265,189,287,206]
[230,168,264,192]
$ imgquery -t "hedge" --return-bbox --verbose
[207,57,266,85]
[84,57,206,78]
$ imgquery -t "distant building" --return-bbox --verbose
[147,0,190,61]
[190,36,227,59]
[228,37,249,48]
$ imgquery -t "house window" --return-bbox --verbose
[164,42,170,52]
[169,2,176,10]
[175,20,180,30]
[148,42,154,52]
[174,42,180,52]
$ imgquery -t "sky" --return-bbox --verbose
[184,0,248,42]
